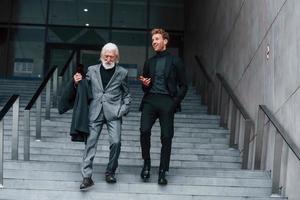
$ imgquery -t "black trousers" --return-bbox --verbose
[140,93,176,171]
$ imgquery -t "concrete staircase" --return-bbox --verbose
[0,78,287,200]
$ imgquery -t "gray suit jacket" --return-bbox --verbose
[87,64,131,122]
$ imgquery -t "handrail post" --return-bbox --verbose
[213,79,220,115]
[52,67,58,108]
[58,75,63,106]
[0,119,4,187]
[24,110,30,161]
[45,79,51,120]
[272,131,283,194]
[254,106,265,169]
[207,83,214,114]
[223,94,230,128]
[220,88,229,127]
[36,95,41,141]
[58,76,63,91]
[229,103,237,148]
[195,72,201,95]
[0,95,20,186]
[219,86,224,125]
[11,97,20,160]
[203,80,208,106]
[242,119,252,169]
[217,81,222,115]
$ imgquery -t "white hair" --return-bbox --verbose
[100,42,119,63]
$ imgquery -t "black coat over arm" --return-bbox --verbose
[58,79,92,142]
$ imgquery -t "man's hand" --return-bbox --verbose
[73,72,82,84]
[138,76,151,87]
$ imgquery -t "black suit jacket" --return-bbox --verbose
[140,51,188,112]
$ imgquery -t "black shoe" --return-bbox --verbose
[105,173,117,184]
[140,160,151,181]
[158,170,168,185]
[80,177,94,190]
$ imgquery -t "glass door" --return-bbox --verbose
[45,43,101,76]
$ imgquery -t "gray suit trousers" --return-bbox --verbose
[81,111,121,178]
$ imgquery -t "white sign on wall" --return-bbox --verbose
[14,58,34,76]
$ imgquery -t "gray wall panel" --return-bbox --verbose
[185,0,300,199]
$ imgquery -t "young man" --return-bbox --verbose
[74,43,131,189]
[139,28,188,185]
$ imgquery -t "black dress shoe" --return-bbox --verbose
[158,170,167,185]
[80,177,94,190]
[140,160,151,181]
[105,174,117,184]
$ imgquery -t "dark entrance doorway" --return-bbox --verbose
[44,43,103,76]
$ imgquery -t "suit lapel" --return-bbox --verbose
[164,55,172,78]
[96,64,104,90]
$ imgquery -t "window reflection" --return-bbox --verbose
[49,0,110,26]
[150,0,184,30]
[113,0,147,28]
[9,26,45,78]
[0,0,11,23]
[11,0,47,24]
[0,0,184,78]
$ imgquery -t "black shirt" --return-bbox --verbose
[149,55,168,94]
[100,64,115,89]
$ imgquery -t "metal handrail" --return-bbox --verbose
[215,73,254,169]
[194,55,214,85]
[259,105,300,160]
[216,73,251,120]
[23,66,58,161]
[59,50,76,77]
[194,55,215,113]
[255,105,300,194]
[57,50,77,107]
[194,55,297,196]
[25,66,57,110]
[0,95,19,120]
[0,94,20,187]
[194,55,254,169]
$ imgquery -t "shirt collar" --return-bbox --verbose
[155,50,169,58]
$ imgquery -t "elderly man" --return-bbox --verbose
[73,43,131,189]
[139,28,188,185]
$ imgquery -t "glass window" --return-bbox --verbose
[0,0,11,23]
[8,26,45,78]
[112,30,147,77]
[49,49,74,75]
[0,26,9,77]
[48,26,109,45]
[81,50,100,68]
[49,0,110,27]
[113,0,147,28]
[11,0,47,24]
[150,0,184,30]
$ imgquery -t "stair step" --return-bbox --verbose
[3,154,241,169]
[1,179,272,197]
[0,189,287,200]
[3,148,241,163]
[0,79,287,200]
[3,160,269,179]
[3,143,240,156]
[4,137,231,149]
[2,110,219,120]
[4,169,271,187]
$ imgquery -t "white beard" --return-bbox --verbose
[101,58,115,69]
